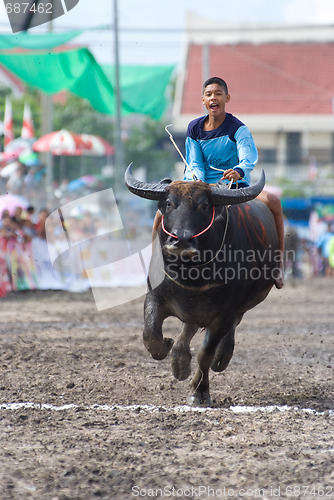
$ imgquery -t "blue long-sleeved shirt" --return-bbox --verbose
[184,113,258,186]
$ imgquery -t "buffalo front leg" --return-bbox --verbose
[187,329,220,407]
[171,323,198,381]
[143,292,173,360]
[211,325,236,372]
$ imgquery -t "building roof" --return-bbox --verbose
[180,42,334,116]
[0,65,25,96]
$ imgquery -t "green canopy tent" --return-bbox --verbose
[102,64,175,120]
[0,48,133,115]
[0,32,175,204]
[0,30,83,50]
[0,31,175,119]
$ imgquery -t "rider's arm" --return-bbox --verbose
[184,136,206,181]
[233,125,258,182]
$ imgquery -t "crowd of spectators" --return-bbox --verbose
[283,221,334,282]
[1,157,334,292]
[0,205,49,240]
[0,205,50,296]
[316,222,334,277]
[0,160,48,207]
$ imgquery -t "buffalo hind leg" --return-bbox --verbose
[187,330,220,407]
[171,324,198,381]
[257,190,284,288]
[143,293,173,360]
[211,326,235,372]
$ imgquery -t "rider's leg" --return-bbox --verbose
[257,190,285,289]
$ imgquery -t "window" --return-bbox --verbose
[286,132,302,164]
[259,148,277,164]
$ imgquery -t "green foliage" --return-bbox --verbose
[0,85,11,98]
[275,177,309,198]
[53,93,114,143]
[124,119,174,180]
[53,95,174,181]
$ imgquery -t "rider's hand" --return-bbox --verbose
[222,169,241,183]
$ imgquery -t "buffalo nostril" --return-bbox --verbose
[172,229,193,245]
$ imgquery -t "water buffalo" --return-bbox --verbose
[125,163,280,406]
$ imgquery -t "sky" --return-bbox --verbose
[0,0,333,66]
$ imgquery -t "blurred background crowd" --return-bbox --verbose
[0,1,334,294]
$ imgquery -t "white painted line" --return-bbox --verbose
[0,402,333,416]
[229,405,333,415]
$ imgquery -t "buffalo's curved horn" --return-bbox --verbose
[210,170,266,205]
[124,163,172,200]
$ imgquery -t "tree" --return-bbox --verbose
[53,93,114,143]
[124,118,175,181]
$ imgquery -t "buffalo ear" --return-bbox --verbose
[157,199,167,214]
[160,178,173,185]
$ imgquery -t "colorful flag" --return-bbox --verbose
[21,102,35,139]
[3,96,14,147]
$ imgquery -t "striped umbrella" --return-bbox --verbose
[33,130,114,157]
[32,129,89,156]
[80,134,114,156]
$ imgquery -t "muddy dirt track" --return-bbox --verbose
[0,278,333,499]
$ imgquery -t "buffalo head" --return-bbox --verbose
[125,163,265,259]
[124,163,265,206]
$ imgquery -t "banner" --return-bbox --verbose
[0,235,149,298]
[21,102,35,139]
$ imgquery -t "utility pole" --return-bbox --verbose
[20,2,53,207]
[41,19,53,207]
[113,0,125,206]
[41,92,53,205]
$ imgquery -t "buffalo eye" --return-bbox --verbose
[165,198,177,211]
[200,201,210,212]
[158,198,175,213]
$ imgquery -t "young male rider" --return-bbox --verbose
[153,76,284,288]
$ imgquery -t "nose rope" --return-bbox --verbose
[161,206,216,239]
[162,206,230,287]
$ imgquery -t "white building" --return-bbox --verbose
[173,14,334,188]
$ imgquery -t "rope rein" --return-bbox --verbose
[165,124,198,181]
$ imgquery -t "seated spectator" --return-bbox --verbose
[316,223,334,276]
[35,208,49,239]
[6,162,26,195]
[22,205,37,238]
[0,219,12,296]
[0,215,17,239]
[0,209,10,228]
[12,206,25,228]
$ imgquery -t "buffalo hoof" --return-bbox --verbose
[275,276,284,289]
[186,391,212,408]
[274,265,284,289]
[211,357,231,373]
[171,345,192,381]
[150,337,174,360]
